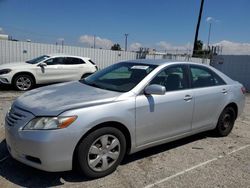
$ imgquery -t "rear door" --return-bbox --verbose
[62,57,85,80]
[189,65,228,131]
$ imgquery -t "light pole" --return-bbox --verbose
[93,35,96,49]
[124,33,129,51]
[207,22,212,49]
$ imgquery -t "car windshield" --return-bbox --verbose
[80,62,157,92]
[26,55,50,64]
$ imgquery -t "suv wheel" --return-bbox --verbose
[77,127,126,178]
[13,74,34,91]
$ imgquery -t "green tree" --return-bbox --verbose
[111,43,121,51]
[196,40,203,52]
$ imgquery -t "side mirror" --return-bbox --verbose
[144,84,166,95]
[38,62,47,67]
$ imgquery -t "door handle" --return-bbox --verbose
[222,89,228,94]
[184,95,192,101]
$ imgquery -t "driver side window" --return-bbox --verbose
[45,57,64,65]
[150,65,188,91]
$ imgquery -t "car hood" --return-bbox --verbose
[13,81,122,116]
[0,62,33,69]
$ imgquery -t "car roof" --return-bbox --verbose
[47,54,90,60]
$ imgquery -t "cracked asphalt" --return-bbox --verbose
[0,85,249,188]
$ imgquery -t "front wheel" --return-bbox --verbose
[214,106,236,137]
[13,74,34,91]
[77,127,126,178]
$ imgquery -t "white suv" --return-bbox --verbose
[0,54,98,91]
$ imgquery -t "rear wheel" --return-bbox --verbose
[214,106,236,137]
[77,127,126,178]
[13,74,34,91]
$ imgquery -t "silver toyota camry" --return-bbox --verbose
[5,59,245,178]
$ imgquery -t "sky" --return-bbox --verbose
[0,0,250,54]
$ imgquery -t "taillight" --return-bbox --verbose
[241,86,246,94]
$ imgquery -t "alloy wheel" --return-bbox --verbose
[16,76,32,91]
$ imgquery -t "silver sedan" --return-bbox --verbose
[5,59,245,178]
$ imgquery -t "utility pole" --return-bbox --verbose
[192,0,204,57]
[124,33,129,51]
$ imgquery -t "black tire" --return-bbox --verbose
[214,106,236,137]
[81,73,92,79]
[13,74,35,91]
[77,127,126,178]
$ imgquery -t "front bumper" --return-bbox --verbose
[0,75,11,84]
[4,107,78,172]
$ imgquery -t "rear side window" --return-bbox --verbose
[64,57,86,65]
[190,66,225,88]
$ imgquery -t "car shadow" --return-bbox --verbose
[0,132,211,187]
[122,131,211,165]
[0,84,15,91]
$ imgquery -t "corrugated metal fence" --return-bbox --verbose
[211,55,250,91]
[0,40,137,69]
[0,40,210,69]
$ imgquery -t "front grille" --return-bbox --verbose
[6,106,27,127]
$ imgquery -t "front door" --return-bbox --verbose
[135,65,194,146]
[36,57,66,84]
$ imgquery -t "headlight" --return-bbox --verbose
[0,69,12,75]
[23,116,77,130]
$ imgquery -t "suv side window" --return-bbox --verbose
[45,57,64,65]
[190,65,225,88]
[64,57,85,65]
[150,65,188,91]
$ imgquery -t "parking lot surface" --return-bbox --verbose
[0,86,249,188]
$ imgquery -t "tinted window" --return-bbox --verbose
[45,57,64,65]
[190,66,225,88]
[64,57,85,64]
[150,65,188,91]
